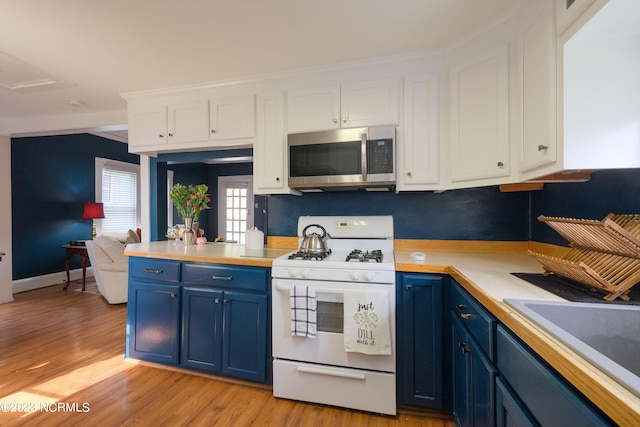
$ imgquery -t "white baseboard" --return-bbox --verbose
[13,267,95,294]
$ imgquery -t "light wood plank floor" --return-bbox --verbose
[0,280,455,426]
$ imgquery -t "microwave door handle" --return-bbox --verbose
[361,132,367,182]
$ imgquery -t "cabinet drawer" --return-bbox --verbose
[497,326,611,427]
[129,258,181,283]
[182,263,267,292]
[450,282,496,361]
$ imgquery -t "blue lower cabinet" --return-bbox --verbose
[127,281,181,365]
[181,286,224,372]
[496,377,538,427]
[397,273,446,410]
[451,314,497,427]
[181,287,268,383]
[222,291,268,382]
[127,257,271,384]
[496,326,613,427]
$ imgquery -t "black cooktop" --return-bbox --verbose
[512,273,640,305]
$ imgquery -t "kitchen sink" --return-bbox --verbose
[504,299,640,398]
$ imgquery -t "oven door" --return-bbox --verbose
[271,278,395,373]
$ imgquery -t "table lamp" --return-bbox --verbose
[82,202,105,240]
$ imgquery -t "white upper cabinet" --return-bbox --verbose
[340,79,399,128]
[254,92,297,195]
[167,99,210,144]
[517,0,557,173]
[449,43,510,183]
[397,74,440,191]
[560,0,640,170]
[287,79,399,133]
[287,86,340,132]
[209,94,255,142]
[128,104,168,149]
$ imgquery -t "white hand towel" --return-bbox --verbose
[290,285,317,338]
[343,290,391,355]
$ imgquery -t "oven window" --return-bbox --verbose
[317,301,344,333]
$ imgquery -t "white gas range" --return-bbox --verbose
[271,216,396,415]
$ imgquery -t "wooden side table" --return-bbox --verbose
[63,244,89,291]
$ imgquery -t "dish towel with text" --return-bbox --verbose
[290,285,317,338]
[343,290,391,355]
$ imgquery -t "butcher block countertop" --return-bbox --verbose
[125,241,639,424]
[124,241,291,267]
[396,250,640,426]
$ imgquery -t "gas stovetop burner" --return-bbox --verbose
[287,250,331,261]
[346,249,383,263]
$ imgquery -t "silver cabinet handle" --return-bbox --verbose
[405,285,412,290]
[170,292,176,299]
[159,134,164,138]
[211,275,233,281]
[145,269,164,274]
[168,133,173,137]
[497,161,504,167]
[342,117,347,123]
[333,118,338,123]
[214,298,220,303]
[458,341,471,354]
[538,144,548,151]
[407,172,412,177]
[456,304,472,320]
[211,129,216,133]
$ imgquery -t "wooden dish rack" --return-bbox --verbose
[529,214,640,301]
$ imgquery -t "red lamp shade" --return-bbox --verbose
[82,202,105,220]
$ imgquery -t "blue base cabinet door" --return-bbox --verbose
[452,314,497,427]
[222,291,268,382]
[181,286,224,372]
[181,287,267,383]
[127,281,181,365]
[397,273,446,409]
[496,377,538,427]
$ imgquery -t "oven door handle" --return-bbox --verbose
[274,284,345,294]
[297,365,366,381]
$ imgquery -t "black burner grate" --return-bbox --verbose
[345,249,383,263]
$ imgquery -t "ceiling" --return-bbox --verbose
[0,0,524,140]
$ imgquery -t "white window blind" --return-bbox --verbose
[96,158,140,235]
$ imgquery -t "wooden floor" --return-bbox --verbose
[0,280,455,426]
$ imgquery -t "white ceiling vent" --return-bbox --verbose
[0,50,73,92]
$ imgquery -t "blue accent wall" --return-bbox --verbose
[268,187,530,239]
[530,169,640,246]
[11,134,139,280]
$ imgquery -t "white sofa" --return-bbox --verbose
[85,236,128,304]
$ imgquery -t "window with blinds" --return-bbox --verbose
[95,158,140,235]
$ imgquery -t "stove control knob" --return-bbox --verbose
[349,271,361,281]
[289,269,299,278]
[363,272,374,282]
[301,269,310,278]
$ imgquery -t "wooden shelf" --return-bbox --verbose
[530,214,640,301]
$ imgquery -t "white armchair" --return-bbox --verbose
[85,236,128,304]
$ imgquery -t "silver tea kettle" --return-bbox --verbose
[300,224,331,254]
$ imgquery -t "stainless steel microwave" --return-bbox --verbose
[287,125,396,190]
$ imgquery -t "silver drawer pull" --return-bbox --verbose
[145,269,164,274]
[212,275,233,281]
[456,304,472,320]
